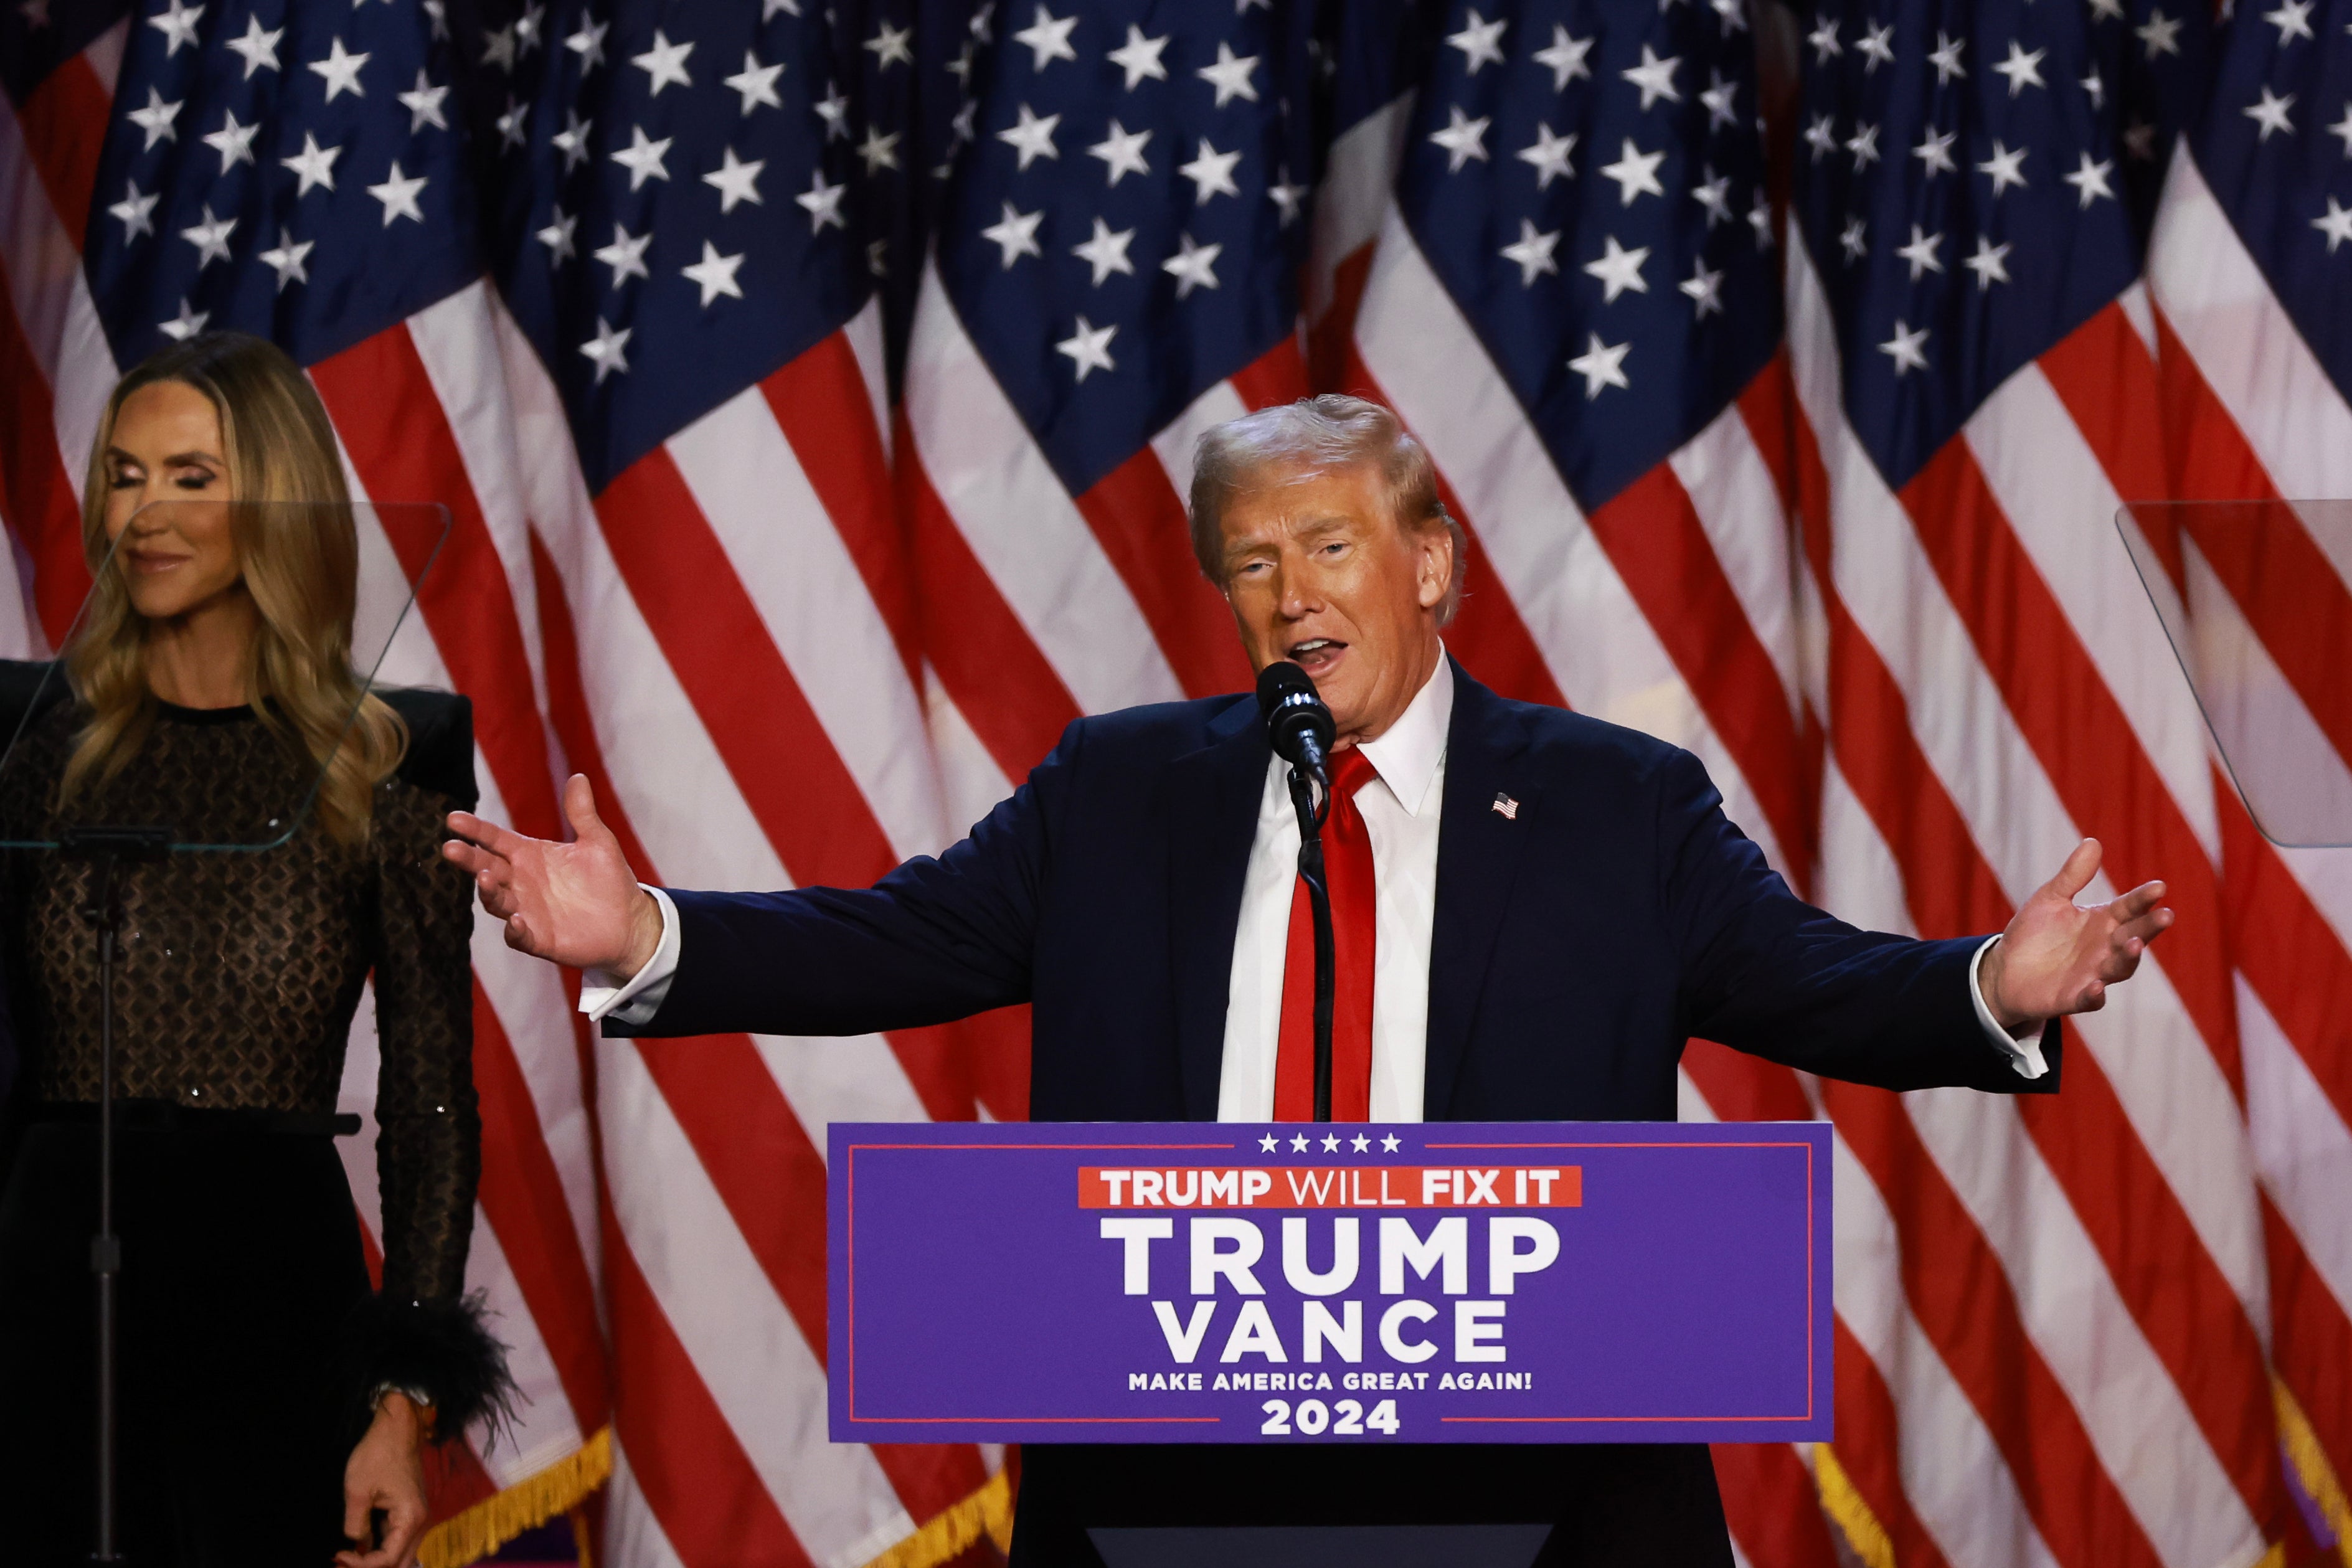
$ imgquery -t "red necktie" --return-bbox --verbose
[1274,747,1379,1121]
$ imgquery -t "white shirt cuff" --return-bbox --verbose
[1970,934,2050,1080]
[579,885,680,1025]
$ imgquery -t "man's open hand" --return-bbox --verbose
[1981,839,2173,1031]
[444,774,664,977]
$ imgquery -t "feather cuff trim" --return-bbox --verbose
[342,1290,518,1441]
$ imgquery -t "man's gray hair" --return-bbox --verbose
[1186,394,1466,626]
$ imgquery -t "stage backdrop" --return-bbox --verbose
[2,1,2350,1566]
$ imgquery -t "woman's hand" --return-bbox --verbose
[336,1391,432,1568]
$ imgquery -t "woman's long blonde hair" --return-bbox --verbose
[65,331,406,844]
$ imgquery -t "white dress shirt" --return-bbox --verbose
[586,649,2047,1096]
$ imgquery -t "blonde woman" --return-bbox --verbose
[0,332,506,1568]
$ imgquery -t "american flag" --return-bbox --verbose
[2,1,2350,1567]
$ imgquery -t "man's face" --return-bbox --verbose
[1217,460,1452,746]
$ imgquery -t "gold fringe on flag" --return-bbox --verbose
[2277,1377,2352,1567]
[1810,1442,1896,1568]
[859,1470,1016,1568]
[417,1425,614,1568]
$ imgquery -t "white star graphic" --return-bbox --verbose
[703,147,765,212]
[1292,1135,1311,1153]
[1584,234,1650,302]
[1070,216,1136,285]
[1896,223,1944,280]
[867,237,889,279]
[423,0,447,42]
[1713,0,1747,33]
[1963,235,2011,290]
[1057,316,1117,380]
[1532,24,1593,90]
[1259,1135,1280,1153]
[1879,319,1930,375]
[1516,123,1577,188]
[1089,119,1152,185]
[1978,139,2029,197]
[1320,1134,1340,1153]
[796,169,847,232]
[1381,1133,1402,1153]
[564,16,607,70]
[1351,1134,1371,1153]
[535,205,577,264]
[1163,230,1222,297]
[1691,165,1732,226]
[1929,31,1966,84]
[224,12,282,77]
[593,222,651,284]
[1429,105,1491,172]
[612,125,672,191]
[1500,219,1560,285]
[1749,189,1773,249]
[2245,86,2297,143]
[1803,112,1837,162]
[257,226,311,291]
[682,240,745,306]
[1598,138,1666,205]
[765,0,801,17]
[725,50,783,115]
[1840,215,1868,260]
[2062,151,2117,207]
[1198,40,1260,106]
[2082,68,2109,109]
[202,110,259,172]
[1914,126,1958,177]
[632,30,694,94]
[180,204,237,268]
[1679,258,1724,318]
[1178,137,1242,202]
[147,0,202,57]
[998,103,1062,169]
[2087,0,2124,17]
[106,181,157,242]
[1621,43,1683,110]
[514,2,545,56]
[1991,40,2046,97]
[159,298,209,342]
[367,162,427,225]
[1700,70,1739,131]
[399,70,450,133]
[309,37,370,101]
[497,97,530,151]
[1446,8,1508,72]
[1012,4,1078,70]
[1857,19,1895,71]
[815,81,851,142]
[864,19,913,70]
[1107,24,1169,88]
[2265,0,2315,44]
[980,201,1044,267]
[579,317,631,384]
[281,132,341,196]
[1567,333,1631,398]
[127,87,182,151]
[481,24,517,71]
[2331,103,2352,157]
[550,110,592,172]
[1845,121,1881,169]
[1806,16,1841,63]
[1266,170,1307,225]
[857,125,900,174]
[2284,205,2348,262]
[2135,10,2182,58]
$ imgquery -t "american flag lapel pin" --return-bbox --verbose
[1491,793,1519,820]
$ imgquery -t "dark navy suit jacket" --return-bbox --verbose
[618,661,2058,1565]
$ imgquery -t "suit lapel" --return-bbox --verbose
[1166,697,1267,1120]
[1424,664,1536,1120]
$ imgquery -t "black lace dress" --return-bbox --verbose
[0,669,505,1567]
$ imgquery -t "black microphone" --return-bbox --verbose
[1255,660,1334,782]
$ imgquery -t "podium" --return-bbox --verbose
[830,1120,1830,1563]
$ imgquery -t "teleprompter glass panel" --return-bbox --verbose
[0,500,450,852]
[2116,501,2352,849]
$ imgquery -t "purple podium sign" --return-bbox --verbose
[829,1121,1831,1445]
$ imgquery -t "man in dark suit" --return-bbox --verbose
[446,396,2171,1565]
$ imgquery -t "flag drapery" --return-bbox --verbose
[1,1,2348,1565]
